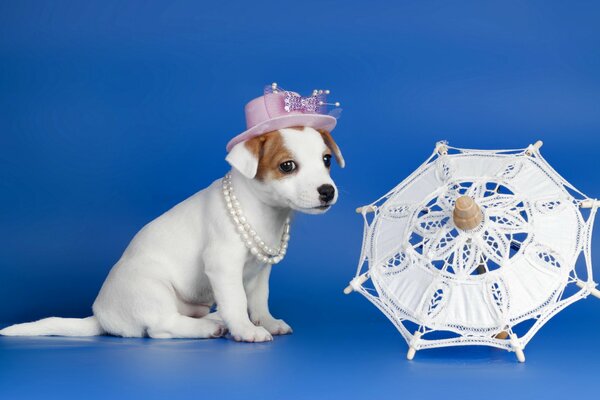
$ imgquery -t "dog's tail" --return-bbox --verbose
[0,316,104,337]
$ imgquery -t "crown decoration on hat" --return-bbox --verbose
[265,82,342,118]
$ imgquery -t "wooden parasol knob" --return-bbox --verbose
[453,196,483,230]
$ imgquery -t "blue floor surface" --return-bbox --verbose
[2,294,599,399]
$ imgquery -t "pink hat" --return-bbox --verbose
[226,83,341,152]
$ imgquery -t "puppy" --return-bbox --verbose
[0,127,344,342]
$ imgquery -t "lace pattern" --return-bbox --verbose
[351,142,598,353]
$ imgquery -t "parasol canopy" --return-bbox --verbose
[345,141,600,362]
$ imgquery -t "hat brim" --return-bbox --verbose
[226,114,337,152]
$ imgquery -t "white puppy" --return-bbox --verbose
[0,127,344,342]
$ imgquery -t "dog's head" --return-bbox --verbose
[225,127,344,214]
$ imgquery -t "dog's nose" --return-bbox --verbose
[317,184,336,203]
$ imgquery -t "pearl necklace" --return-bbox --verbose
[222,172,290,265]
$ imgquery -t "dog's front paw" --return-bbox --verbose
[230,324,273,342]
[253,317,293,335]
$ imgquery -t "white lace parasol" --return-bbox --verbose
[345,141,600,362]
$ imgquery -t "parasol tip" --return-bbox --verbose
[343,273,370,294]
[525,140,544,156]
[453,196,483,231]
[406,331,423,360]
[355,205,377,214]
[575,279,600,299]
[515,348,526,363]
[509,333,526,363]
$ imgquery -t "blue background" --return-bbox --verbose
[1,1,600,398]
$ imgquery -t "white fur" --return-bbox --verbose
[0,127,341,342]
[225,142,258,179]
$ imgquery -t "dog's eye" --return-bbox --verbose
[323,154,332,168]
[279,160,297,174]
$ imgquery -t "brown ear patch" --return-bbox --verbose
[243,134,264,162]
[244,131,293,181]
[318,129,345,168]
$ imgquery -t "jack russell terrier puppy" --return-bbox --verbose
[0,83,344,342]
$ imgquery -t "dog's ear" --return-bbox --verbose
[318,130,345,168]
[225,136,264,179]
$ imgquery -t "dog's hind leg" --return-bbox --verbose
[95,276,224,339]
[177,301,212,319]
[146,314,226,339]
